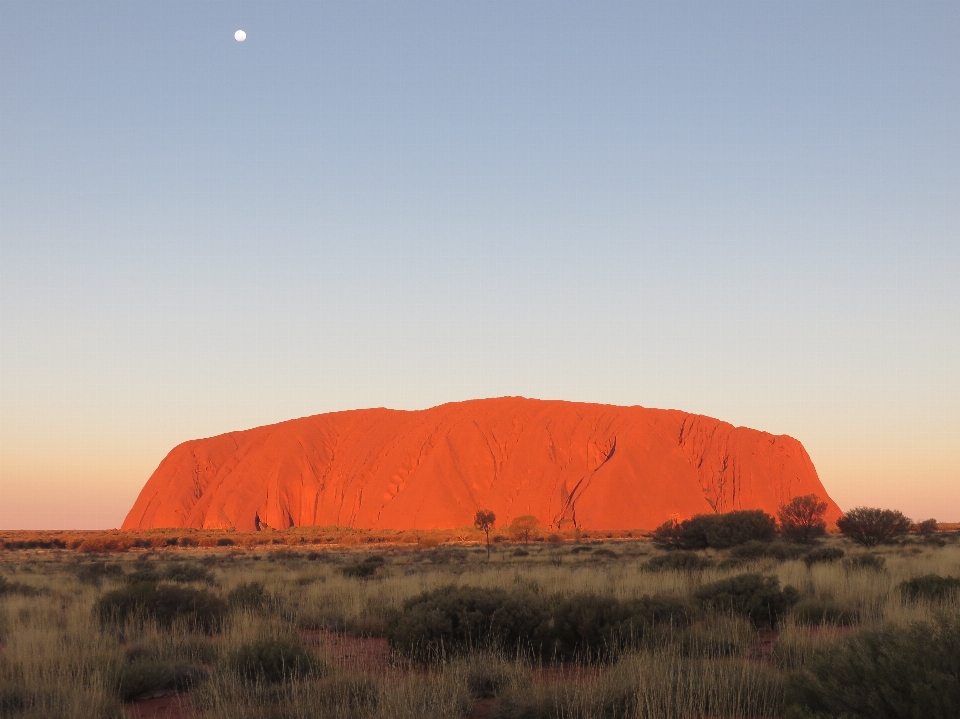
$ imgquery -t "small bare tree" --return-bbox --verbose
[474,509,496,560]
[509,515,540,545]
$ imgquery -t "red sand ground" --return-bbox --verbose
[123,397,840,532]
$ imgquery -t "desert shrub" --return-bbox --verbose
[545,534,564,545]
[592,548,619,559]
[466,660,514,699]
[543,593,693,661]
[95,582,227,633]
[216,537,235,546]
[387,585,547,660]
[161,562,215,585]
[223,638,322,683]
[569,546,592,554]
[340,555,385,578]
[0,575,41,597]
[844,553,886,572]
[803,547,845,568]
[643,551,712,572]
[695,573,799,628]
[898,574,960,602]
[837,507,912,547]
[77,535,134,553]
[512,548,529,557]
[509,515,541,544]
[653,510,777,550]
[778,494,829,543]
[786,616,960,718]
[74,561,125,586]
[731,540,807,562]
[125,567,162,585]
[227,581,271,610]
[115,657,203,701]
[792,599,860,627]
[916,518,939,535]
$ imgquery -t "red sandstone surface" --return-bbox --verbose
[122,397,840,531]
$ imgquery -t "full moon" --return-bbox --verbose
[234,30,246,42]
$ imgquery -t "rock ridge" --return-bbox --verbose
[122,397,840,531]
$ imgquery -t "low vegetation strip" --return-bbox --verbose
[0,511,957,719]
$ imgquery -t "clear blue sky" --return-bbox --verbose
[1,1,958,528]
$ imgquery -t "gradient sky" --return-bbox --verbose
[1,1,958,529]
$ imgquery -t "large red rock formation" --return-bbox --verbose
[122,397,840,531]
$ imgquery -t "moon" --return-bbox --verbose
[234,30,246,42]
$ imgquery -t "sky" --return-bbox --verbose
[1,1,958,529]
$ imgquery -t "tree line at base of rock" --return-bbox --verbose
[474,497,935,552]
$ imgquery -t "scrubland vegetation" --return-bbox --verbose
[1,513,958,718]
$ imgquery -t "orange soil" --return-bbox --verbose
[122,397,840,532]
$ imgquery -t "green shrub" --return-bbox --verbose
[95,582,227,633]
[778,494,829,543]
[792,599,859,627]
[695,573,799,629]
[223,638,322,683]
[803,547,845,568]
[388,586,693,663]
[340,555,385,578]
[653,510,777,550]
[543,594,693,660]
[837,507,912,547]
[592,548,619,559]
[642,551,713,572]
[114,657,204,701]
[387,585,546,660]
[786,616,960,718]
[74,561,124,587]
[731,540,807,562]
[0,575,41,597]
[898,574,960,602]
[844,554,886,572]
[161,562,215,585]
[227,581,271,610]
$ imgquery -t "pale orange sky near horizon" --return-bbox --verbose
[1,2,958,528]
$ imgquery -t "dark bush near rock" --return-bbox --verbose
[115,657,204,701]
[898,574,960,602]
[844,554,886,572]
[340,555,385,578]
[74,561,124,587]
[161,562,215,585]
[653,510,777,550]
[224,638,322,683]
[387,585,546,660]
[786,616,960,719]
[642,551,713,572]
[227,581,271,610]
[0,575,41,597]
[544,593,693,660]
[695,573,799,628]
[387,585,693,663]
[837,507,912,547]
[95,582,227,633]
[731,540,806,562]
[792,599,859,627]
[803,547,845,568]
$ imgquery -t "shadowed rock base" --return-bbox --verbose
[122,397,840,532]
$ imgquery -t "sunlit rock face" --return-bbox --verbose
[122,397,840,531]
